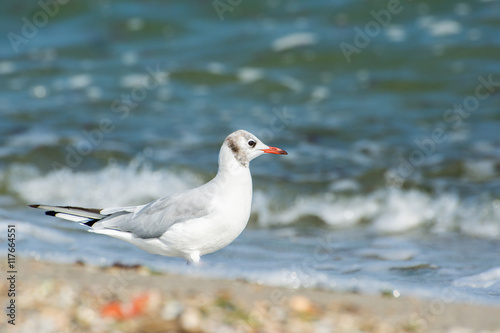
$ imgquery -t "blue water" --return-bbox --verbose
[1,0,500,304]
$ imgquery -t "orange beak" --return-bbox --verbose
[261,146,288,155]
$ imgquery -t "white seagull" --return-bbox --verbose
[30,130,287,264]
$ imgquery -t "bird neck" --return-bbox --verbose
[211,145,252,204]
[216,144,250,177]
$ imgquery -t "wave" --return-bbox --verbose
[6,159,202,208]
[6,160,500,239]
[453,267,500,290]
[254,188,500,238]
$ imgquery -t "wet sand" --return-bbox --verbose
[2,257,500,333]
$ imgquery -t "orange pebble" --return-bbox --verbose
[131,293,150,316]
[101,301,125,319]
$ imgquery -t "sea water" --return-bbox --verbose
[1,0,499,304]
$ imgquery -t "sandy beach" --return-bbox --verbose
[3,0,500,331]
[1,257,499,333]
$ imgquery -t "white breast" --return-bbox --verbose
[159,162,253,257]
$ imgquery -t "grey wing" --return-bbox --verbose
[92,187,213,239]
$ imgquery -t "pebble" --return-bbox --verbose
[5,258,500,333]
[289,295,315,314]
[179,306,202,332]
[162,300,184,320]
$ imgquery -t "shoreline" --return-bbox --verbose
[3,257,500,332]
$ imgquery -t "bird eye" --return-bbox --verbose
[248,139,256,148]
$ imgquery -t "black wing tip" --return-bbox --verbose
[43,210,98,226]
[29,204,40,208]
[83,219,99,227]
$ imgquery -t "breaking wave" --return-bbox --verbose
[6,160,500,239]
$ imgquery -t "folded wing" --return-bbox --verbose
[90,187,213,239]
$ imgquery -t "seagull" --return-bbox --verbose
[30,130,287,264]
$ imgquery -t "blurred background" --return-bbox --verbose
[1,0,500,302]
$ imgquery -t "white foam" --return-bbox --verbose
[120,73,148,88]
[310,86,330,103]
[237,67,264,83]
[328,179,360,192]
[464,159,497,180]
[207,62,226,75]
[372,189,433,233]
[32,85,47,98]
[253,188,500,239]
[278,75,304,92]
[453,267,500,289]
[253,191,378,228]
[0,220,74,245]
[8,159,500,240]
[126,17,144,31]
[272,32,317,52]
[121,51,139,65]
[9,159,202,208]
[86,86,103,100]
[427,19,462,37]
[8,129,59,148]
[68,74,92,89]
[0,61,15,74]
[385,25,406,42]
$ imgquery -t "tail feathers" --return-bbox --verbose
[29,204,107,226]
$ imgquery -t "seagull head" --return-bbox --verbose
[223,130,287,167]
